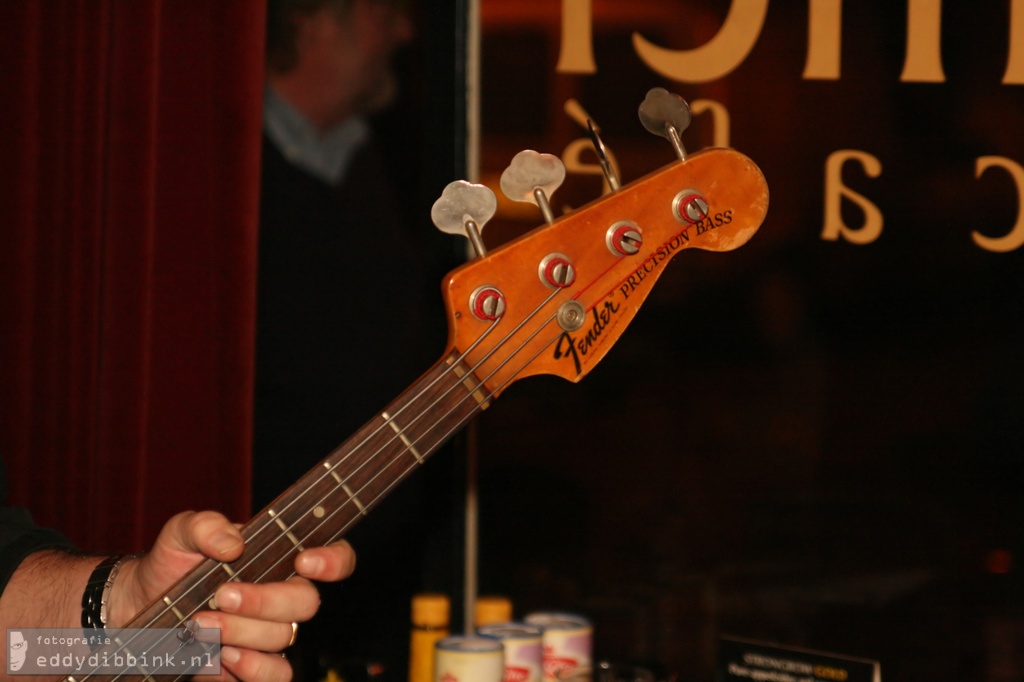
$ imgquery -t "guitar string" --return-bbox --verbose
[239,302,565,585]
[157,329,564,682]
[86,194,643,678]
[170,287,562,597]
[237,231,639,561]
[302,315,568,549]
[157,288,560,616]
[73,334,505,682]
[243,306,566,585]
[82,289,565,682]
[90,196,669,677]
[65,156,727,681]
[69,177,726,681]
[77,264,619,682]
[84,266,608,682]
[105,306,562,682]
[66,329,502,682]
[68,190,739,681]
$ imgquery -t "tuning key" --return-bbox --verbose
[431,180,497,257]
[607,221,643,256]
[673,190,710,224]
[638,87,692,161]
[499,150,566,224]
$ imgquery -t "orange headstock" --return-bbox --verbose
[440,145,768,400]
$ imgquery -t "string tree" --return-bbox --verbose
[638,87,692,161]
[431,180,497,258]
[499,150,566,225]
[586,119,621,191]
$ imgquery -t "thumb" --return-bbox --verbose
[114,511,245,625]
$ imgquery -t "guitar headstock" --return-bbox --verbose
[435,90,768,400]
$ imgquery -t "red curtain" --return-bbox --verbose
[0,1,265,552]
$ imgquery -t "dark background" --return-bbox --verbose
[440,2,1024,681]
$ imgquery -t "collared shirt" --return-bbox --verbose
[263,88,370,186]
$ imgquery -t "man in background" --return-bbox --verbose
[254,0,458,677]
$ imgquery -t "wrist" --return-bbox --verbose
[104,554,142,628]
[81,554,141,629]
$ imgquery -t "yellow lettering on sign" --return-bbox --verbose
[690,100,731,148]
[633,0,769,83]
[900,0,945,82]
[973,156,1024,252]
[557,0,596,73]
[804,0,842,79]
[821,150,883,244]
[1005,0,1024,84]
[557,0,1023,83]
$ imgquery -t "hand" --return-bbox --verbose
[111,510,356,682]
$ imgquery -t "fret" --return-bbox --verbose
[344,486,367,515]
[268,509,305,550]
[109,354,488,646]
[448,355,491,407]
[323,461,368,514]
[66,354,490,681]
[324,460,342,482]
[163,596,186,622]
[55,110,769,681]
[382,410,424,462]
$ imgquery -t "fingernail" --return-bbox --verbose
[194,615,218,630]
[296,553,325,576]
[221,646,241,665]
[214,586,242,611]
[211,530,243,555]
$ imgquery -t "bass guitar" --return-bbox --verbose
[63,88,769,681]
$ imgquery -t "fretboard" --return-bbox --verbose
[115,350,487,649]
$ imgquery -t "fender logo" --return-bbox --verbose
[553,300,621,375]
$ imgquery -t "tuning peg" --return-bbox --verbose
[638,87,692,161]
[431,180,497,257]
[499,150,566,224]
[586,119,621,191]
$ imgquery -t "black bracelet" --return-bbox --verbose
[81,555,127,629]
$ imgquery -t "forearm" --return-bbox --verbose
[0,550,98,630]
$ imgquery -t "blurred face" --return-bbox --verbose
[302,0,413,127]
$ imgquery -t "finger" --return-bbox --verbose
[190,658,241,682]
[123,511,246,620]
[207,646,292,682]
[184,511,246,560]
[294,540,356,582]
[211,576,321,623]
[195,612,298,653]
[153,510,245,562]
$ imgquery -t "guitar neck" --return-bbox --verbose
[102,123,769,657]
[123,350,487,630]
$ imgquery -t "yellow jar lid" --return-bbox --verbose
[474,596,512,626]
[411,593,450,627]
